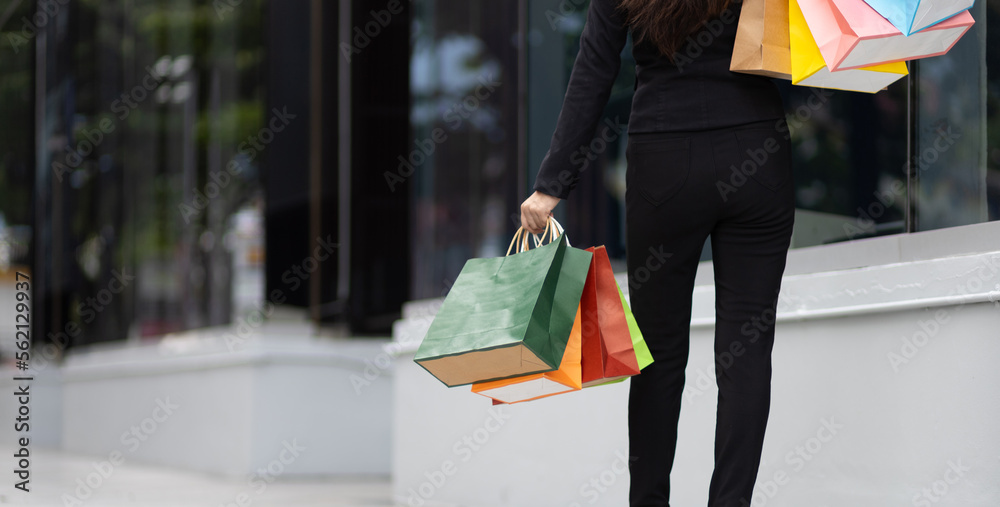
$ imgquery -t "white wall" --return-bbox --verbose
[1,321,395,478]
[392,223,1000,507]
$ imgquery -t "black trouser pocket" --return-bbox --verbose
[627,137,691,207]
[733,126,790,191]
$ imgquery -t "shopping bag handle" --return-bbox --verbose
[505,217,568,256]
[506,221,548,256]
[532,217,567,248]
[506,227,531,256]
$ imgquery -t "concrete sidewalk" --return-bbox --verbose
[0,447,392,506]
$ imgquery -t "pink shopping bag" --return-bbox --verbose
[795,0,974,70]
[790,0,908,93]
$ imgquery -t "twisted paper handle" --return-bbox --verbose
[505,217,568,256]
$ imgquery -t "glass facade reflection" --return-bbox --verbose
[915,0,998,230]
[409,1,521,299]
[0,0,35,270]
[2,0,998,352]
[32,0,266,346]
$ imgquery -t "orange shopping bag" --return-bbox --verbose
[472,305,583,404]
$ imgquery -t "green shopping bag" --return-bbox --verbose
[415,223,593,387]
[619,285,654,370]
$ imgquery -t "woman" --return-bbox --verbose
[520,0,794,505]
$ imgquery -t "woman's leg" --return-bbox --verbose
[626,131,718,506]
[706,123,795,506]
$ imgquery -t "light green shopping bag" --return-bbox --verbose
[584,283,655,387]
[415,226,593,387]
[619,285,654,370]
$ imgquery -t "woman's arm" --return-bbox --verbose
[522,0,629,232]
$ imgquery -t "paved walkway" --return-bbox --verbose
[0,447,393,506]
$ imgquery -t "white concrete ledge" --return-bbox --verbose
[62,325,393,382]
[10,321,396,478]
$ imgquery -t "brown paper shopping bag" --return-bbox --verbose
[731,0,792,80]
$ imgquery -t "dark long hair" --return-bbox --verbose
[618,0,732,59]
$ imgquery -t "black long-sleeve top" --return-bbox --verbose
[533,0,786,199]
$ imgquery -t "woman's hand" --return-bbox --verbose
[520,191,562,234]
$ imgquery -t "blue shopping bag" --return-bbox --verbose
[862,0,974,35]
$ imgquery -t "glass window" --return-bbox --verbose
[35,0,266,346]
[0,0,34,265]
[914,0,999,230]
[0,0,37,364]
[776,81,909,246]
[409,1,521,299]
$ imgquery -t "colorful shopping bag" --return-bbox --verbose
[795,0,973,70]
[731,0,793,79]
[861,0,974,36]
[790,0,908,92]
[580,246,641,387]
[472,305,583,404]
[592,285,655,387]
[619,285,653,371]
[414,223,593,387]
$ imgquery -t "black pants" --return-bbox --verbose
[625,120,795,507]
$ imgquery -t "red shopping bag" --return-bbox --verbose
[580,246,641,387]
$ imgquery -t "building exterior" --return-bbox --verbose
[0,0,998,506]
